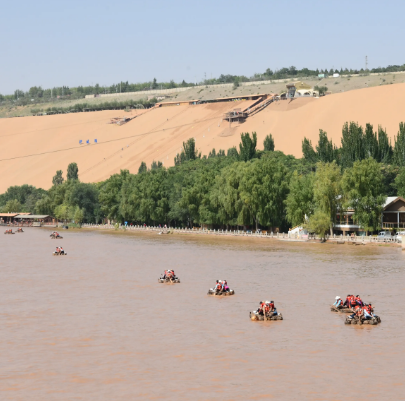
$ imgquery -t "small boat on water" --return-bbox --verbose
[330,306,353,313]
[207,288,235,296]
[52,252,67,256]
[4,230,15,234]
[16,228,24,233]
[158,277,180,283]
[345,315,381,325]
[249,311,283,321]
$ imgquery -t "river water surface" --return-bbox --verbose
[1,228,405,400]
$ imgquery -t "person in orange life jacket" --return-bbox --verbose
[221,280,230,292]
[55,247,60,254]
[215,280,223,292]
[256,301,266,315]
[349,304,364,320]
[355,295,363,307]
[363,303,378,320]
[266,300,277,316]
[343,294,352,308]
[60,247,64,255]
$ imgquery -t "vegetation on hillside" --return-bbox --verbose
[2,122,405,233]
[1,61,405,109]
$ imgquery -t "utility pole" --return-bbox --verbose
[365,55,368,71]
[120,82,121,93]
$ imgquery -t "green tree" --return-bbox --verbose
[152,78,158,89]
[285,172,315,227]
[67,162,79,180]
[227,147,239,158]
[54,204,70,223]
[52,170,64,186]
[174,138,201,165]
[263,134,275,151]
[340,122,365,168]
[393,122,405,166]
[150,161,163,170]
[341,158,386,233]
[377,126,392,164]
[138,161,147,173]
[302,137,317,163]
[239,158,289,230]
[363,124,378,159]
[73,206,85,225]
[307,209,330,241]
[316,130,335,162]
[239,132,257,162]
[394,167,405,197]
[3,199,22,213]
[313,161,342,234]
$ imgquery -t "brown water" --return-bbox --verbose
[1,229,405,400]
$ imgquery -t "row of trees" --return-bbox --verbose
[2,62,404,103]
[302,122,405,168]
[2,125,405,236]
[31,98,157,115]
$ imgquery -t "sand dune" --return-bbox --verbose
[0,84,404,192]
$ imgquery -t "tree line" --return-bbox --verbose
[2,123,405,237]
[31,98,157,115]
[2,61,405,104]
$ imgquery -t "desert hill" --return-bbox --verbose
[0,83,404,192]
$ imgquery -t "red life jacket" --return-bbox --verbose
[268,303,275,310]
[216,283,222,290]
[355,296,362,303]
[350,296,357,306]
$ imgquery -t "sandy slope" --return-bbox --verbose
[0,83,404,192]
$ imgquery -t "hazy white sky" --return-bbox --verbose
[1,0,404,94]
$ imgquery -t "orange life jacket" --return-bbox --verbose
[355,296,362,303]
[268,303,275,310]
[216,283,222,290]
[350,296,357,306]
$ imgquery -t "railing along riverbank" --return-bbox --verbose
[81,224,401,245]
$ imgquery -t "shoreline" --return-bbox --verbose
[78,225,401,248]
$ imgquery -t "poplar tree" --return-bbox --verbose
[377,126,392,164]
[393,122,405,166]
[238,132,257,162]
[302,137,317,163]
[313,161,342,235]
[263,134,275,151]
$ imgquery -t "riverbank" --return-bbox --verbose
[80,224,401,248]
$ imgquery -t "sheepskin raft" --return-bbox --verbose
[249,311,283,321]
[158,278,180,283]
[207,289,235,296]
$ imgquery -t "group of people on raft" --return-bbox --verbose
[51,231,62,238]
[255,300,278,317]
[4,229,14,234]
[213,279,231,293]
[333,295,378,321]
[161,269,178,280]
[54,246,65,255]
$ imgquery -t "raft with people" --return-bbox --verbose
[4,229,15,234]
[250,300,283,321]
[50,232,63,239]
[331,295,371,313]
[344,315,381,325]
[16,228,24,233]
[158,269,180,283]
[207,280,234,296]
[53,247,67,256]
